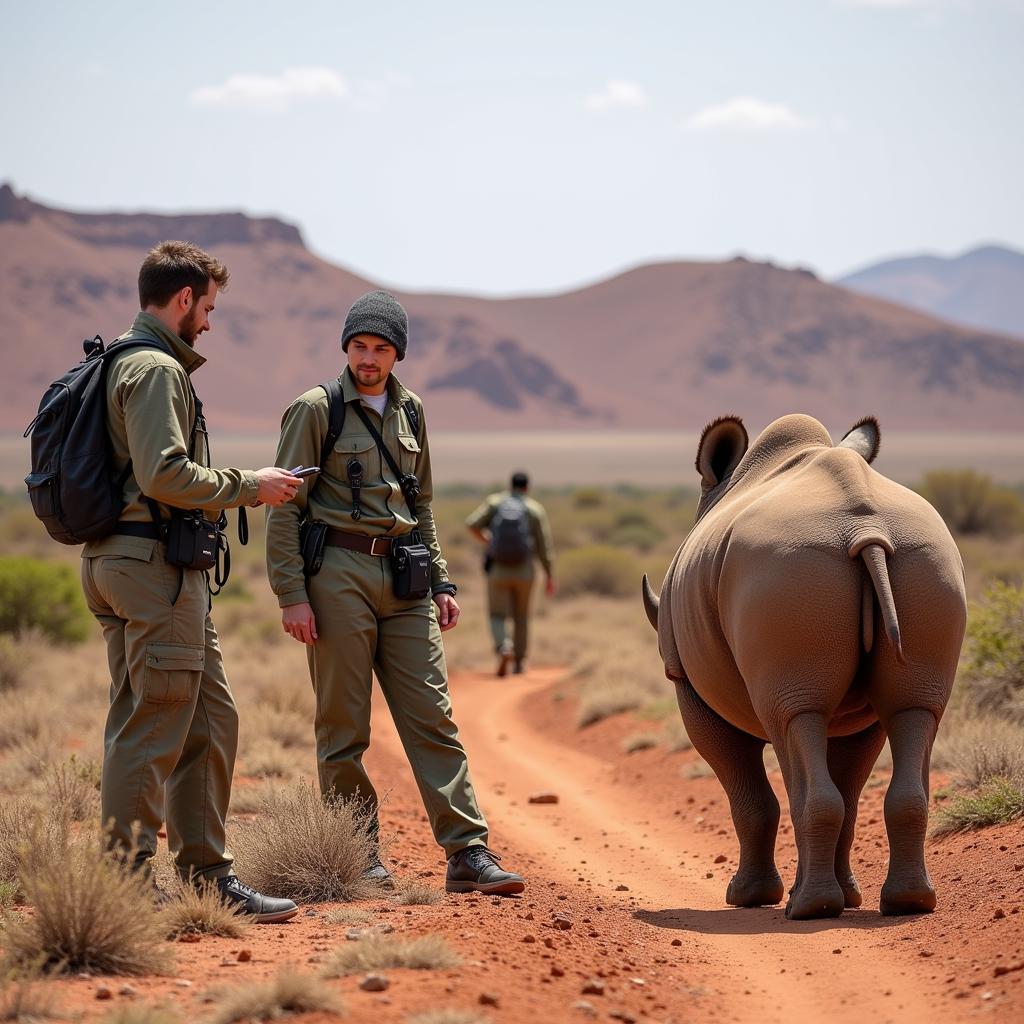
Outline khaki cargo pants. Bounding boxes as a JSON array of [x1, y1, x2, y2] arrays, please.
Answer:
[[487, 566, 535, 661], [306, 545, 488, 857], [81, 538, 236, 880]]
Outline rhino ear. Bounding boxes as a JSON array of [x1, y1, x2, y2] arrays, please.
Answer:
[[696, 416, 748, 489], [838, 416, 881, 464]]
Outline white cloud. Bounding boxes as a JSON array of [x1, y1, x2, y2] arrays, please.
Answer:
[[190, 67, 349, 111], [686, 96, 813, 132], [585, 79, 649, 112]]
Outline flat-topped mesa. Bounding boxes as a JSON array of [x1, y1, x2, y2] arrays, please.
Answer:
[[0, 183, 305, 249]]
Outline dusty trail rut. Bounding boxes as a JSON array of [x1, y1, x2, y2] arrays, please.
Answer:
[[367, 667, 986, 1023]]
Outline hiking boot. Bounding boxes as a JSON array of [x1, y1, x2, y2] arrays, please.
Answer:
[[215, 876, 299, 923], [513, 659, 525, 675], [362, 854, 395, 889], [496, 639, 514, 678], [445, 845, 525, 896]]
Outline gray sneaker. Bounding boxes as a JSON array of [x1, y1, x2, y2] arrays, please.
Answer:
[[216, 876, 299, 923], [496, 640, 515, 678], [362, 855, 395, 889], [446, 846, 525, 896]]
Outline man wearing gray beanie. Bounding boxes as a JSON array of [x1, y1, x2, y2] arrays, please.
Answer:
[[266, 290, 525, 895]]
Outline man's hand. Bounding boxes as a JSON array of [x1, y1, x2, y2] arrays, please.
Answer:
[[282, 602, 318, 645], [545, 576, 556, 597], [433, 593, 460, 632], [256, 467, 302, 507]]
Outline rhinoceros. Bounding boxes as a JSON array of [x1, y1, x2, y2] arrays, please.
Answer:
[[642, 414, 966, 919]]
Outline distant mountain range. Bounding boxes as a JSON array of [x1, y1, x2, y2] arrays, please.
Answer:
[[837, 244, 1024, 340], [3, 184, 1023, 434]]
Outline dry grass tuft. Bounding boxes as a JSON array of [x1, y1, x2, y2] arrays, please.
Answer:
[[324, 907, 372, 926], [932, 714, 1024, 788], [0, 800, 69, 906], [683, 758, 715, 780], [161, 881, 250, 940], [99, 1005, 180, 1024], [230, 782, 380, 903], [622, 732, 659, 754], [407, 1012, 493, 1024], [209, 970, 344, 1024], [665, 719, 693, 753], [931, 777, 1024, 837], [392, 881, 443, 906], [4, 828, 173, 977], [239, 739, 299, 780], [322, 934, 460, 977], [44, 756, 101, 823], [0, 966, 60, 1021]]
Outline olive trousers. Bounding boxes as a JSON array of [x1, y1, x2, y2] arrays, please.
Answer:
[[81, 539, 236, 880], [305, 545, 488, 857], [487, 568, 535, 661]]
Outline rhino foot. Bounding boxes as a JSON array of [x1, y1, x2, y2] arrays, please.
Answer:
[[879, 879, 936, 916], [726, 870, 784, 907], [784, 881, 845, 920]]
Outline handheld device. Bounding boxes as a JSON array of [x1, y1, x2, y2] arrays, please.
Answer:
[[289, 466, 322, 479]]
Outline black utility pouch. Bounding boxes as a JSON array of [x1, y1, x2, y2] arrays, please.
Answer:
[[165, 510, 219, 572], [391, 532, 431, 600], [299, 519, 329, 576]]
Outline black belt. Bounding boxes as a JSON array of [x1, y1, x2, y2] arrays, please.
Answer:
[[114, 523, 163, 540], [324, 529, 393, 557]]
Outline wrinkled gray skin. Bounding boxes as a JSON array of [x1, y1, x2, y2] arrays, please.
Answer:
[[643, 414, 967, 919]]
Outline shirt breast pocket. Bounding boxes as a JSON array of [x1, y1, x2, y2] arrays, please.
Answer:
[[332, 434, 376, 485], [397, 434, 420, 475]]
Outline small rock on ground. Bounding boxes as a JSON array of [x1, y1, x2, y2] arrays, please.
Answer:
[[360, 974, 390, 992]]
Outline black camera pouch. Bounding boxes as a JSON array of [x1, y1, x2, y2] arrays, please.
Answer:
[[299, 518, 329, 576], [391, 532, 431, 600], [165, 510, 219, 572]]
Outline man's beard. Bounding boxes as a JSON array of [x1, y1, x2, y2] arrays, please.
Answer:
[[177, 308, 203, 346]]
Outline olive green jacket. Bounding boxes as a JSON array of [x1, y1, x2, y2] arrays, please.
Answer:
[[465, 489, 555, 578], [82, 312, 259, 560], [265, 367, 452, 608]]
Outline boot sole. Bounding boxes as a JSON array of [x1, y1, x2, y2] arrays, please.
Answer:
[[445, 878, 525, 896], [253, 905, 301, 924]]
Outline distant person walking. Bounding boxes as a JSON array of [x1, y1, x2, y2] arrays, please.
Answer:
[[266, 290, 526, 896], [78, 242, 301, 921], [466, 472, 555, 677]]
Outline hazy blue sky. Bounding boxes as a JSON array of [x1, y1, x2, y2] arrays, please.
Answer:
[[2, 0, 1021, 294]]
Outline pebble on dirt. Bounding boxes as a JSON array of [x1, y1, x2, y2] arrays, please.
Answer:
[[581, 978, 605, 995], [572, 1000, 598, 1017], [94, 986, 113, 1001], [237, 949, 252, 962], [529, 792, 559, 804], [615, 885, 629, 891], [360, 974, 390, 992], [479, 991, 500, 1006]]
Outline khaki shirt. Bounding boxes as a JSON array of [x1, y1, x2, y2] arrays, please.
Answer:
[[82, 312, 259, 561], [265, 367, 451, 608], [466, 489, 555, 577]]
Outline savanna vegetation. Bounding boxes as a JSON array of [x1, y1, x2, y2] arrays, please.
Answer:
[[0, 467, 1021, 1006]]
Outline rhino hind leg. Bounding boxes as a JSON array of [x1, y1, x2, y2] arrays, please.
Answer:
[[879, 708, 939, 915], [827, 723, 886, 908], [674, 679, 784, 907], [773, 712, 846, 920]]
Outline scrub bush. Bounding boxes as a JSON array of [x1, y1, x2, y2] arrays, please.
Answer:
[[0, 557, 90, 644], [958, 581, 1024, 720], [558, 545, 642, 598], [918, 470, 1024, 537]]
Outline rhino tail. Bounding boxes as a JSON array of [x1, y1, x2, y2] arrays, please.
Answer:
[[856, 541, 906, 665], [642, 574, 659, 631]]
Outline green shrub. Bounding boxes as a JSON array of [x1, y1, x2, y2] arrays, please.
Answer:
[[959, 582, 1024, 720], [931, 777, 1024, 837], [0, 558, 90, 644], [918, 470, 1024, 537], [558, 545, 642, 598]]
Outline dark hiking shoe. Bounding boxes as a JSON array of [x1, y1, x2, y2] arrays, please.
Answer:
[[216, 876, 299, 923], [513, 659, 525, 675], [446, 845, 525, 896], [497, 640, 515, 678], [362, 855, 395, 889]]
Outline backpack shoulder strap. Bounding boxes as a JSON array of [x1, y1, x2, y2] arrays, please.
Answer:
[[318, 378, 346, 468], [402, 398, 420, 439]]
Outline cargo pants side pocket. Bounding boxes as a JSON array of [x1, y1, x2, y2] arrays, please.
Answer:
[[143, 642, 205, 703]]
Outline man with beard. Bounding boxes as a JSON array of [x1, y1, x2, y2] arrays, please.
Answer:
[[266, 290, 525, 895], [80, 240, 301, 920]]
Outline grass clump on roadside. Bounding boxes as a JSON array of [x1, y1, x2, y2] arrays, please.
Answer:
[[407, 1012, 493, 1024], [324, 907, 372, 926], [161, 880, 250, 939], [932, 714, 1024, 788], [623, 732, 659, 754], [209, 971, 344, 1024], [931, 777, 1024, 837], [322, 934, 459, 977], [392, 881, 443, 906], [0, 799, 70, 907], [229, 782, 381, 903], [44, 755, 101, 823], [0, 966, 60, 1022], [100, 1005, 181, 1024], [557, 545, 643, 599], [3, 828, 172, 976]]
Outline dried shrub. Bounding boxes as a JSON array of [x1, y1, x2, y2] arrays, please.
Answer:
[[576, 678, 642, 728], [209, 970, 344, 1024], [0, 966, 60, 1022], [161, 881, 250, 939], [322, 934, 459, 977], [557, 545, 643, 599], [0, 558, 90, 644], [919, 471, 1024, 538], [931, 778, 1024, 837], [240, 740, 298, 780], [684, 758, 715, 780], [958, 582, 1024, 720], [100, 1005, 180, 1024], [407, 1012, 493, 1024], [4, 828, 172, 976], [229, 782, 380, 903], [392, 881, 443, 906], [932, 714, 1024, 788], [622, 732, 659, 754], [324, 907, 372, 926], [44, 755, 101, 823], [0, 800, 69, 906]]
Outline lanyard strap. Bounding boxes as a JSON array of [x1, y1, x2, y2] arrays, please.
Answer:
[[352, 402, 419, 521]]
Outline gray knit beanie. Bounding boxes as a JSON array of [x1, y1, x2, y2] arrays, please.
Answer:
[[341, 290, 408, 361]]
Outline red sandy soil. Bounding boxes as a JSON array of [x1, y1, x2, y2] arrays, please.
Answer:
[[32, 667, 1024, 1022]]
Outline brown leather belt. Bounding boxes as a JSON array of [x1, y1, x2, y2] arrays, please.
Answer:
[[324, 528, 393, 557]]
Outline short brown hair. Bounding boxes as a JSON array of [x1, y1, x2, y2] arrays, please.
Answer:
[[138, 240, 230, 309]]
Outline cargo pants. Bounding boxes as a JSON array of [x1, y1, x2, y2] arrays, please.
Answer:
[[81, 538, 237, 880], [487, 564, 535, 661], [306, 545, 488, 857]]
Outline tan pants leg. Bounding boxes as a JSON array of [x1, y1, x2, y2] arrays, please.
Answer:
[[82, 547, 237, 880], [487, 573, 534, 661]]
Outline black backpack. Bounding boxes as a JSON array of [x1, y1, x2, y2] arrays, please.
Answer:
[[489, 495, 532, 566], [24, 335, 167, 544]]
